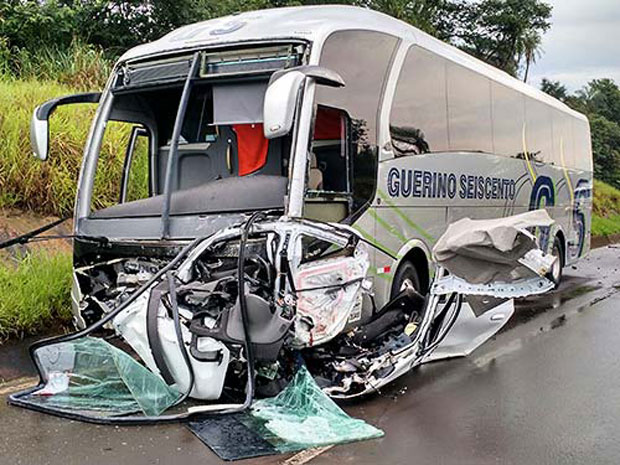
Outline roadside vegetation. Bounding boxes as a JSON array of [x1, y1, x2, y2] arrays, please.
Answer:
[[0, 40, 112, 91], [541, 78, 620, 190], [0, 251, 72, 341], [592, 180, 620, 237], [0, 77, 135, 217], [0, 0, 618, 341]]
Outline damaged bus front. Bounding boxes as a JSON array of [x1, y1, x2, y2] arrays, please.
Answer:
[[28, 30, 403, 406]]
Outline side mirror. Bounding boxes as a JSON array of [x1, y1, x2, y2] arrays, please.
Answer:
[[263, 66, 345, 139], [30, 92, 101, 161]]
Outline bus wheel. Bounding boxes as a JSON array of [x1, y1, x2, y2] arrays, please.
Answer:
[[550, 237, 564, 288], [391, 261, 422, 298]]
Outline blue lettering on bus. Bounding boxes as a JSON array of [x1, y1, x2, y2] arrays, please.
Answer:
[[388, 169, 515, 201], [448, 174, 457, 198], [387, 168, 400, 197]]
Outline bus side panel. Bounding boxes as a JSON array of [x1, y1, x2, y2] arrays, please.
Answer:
[[368, 204, 447, 307], [373, 152, 593, 297], [351, 208, 377, 284]]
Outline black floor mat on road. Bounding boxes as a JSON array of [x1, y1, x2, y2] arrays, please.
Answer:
[[188, 413, 279, 461]]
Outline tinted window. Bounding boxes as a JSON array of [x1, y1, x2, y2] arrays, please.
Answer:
[[390, 47, 449, 155], [552, 110, 574, 168], [572, 118, 592, 171], [308, 106, 350, 193], [317, 30, 399, 211], [492, 82, 525, 158], [447, 63, 493, 153], [525, 98, 554, 163]]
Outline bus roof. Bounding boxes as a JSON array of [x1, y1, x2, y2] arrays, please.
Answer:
[[119, 5, 586, 122]]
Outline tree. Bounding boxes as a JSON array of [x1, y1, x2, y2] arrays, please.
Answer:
[[540, 78, 568, 102], [0, 0, 78, 51], [589, 115, 620, 188], [451, 0, 552, 78], [72, 0, 201, 52], [0, 0, 554, 76], [544, 78, 620, 189], [519, 29, 543, 83], [577, 79, 620, 126], [356, 0, 459, 38]]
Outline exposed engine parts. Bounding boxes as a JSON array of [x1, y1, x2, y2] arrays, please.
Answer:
[[64, 211, 559, 408], [70, 218, 446, 401]]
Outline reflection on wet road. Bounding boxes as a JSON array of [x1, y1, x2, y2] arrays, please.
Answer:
[[0, 245, 618, 465]]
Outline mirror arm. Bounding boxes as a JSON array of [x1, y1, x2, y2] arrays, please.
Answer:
[[36, 92, 101, 120]]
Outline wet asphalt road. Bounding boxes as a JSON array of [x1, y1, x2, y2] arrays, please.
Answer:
[[0, 245, 619, 465]]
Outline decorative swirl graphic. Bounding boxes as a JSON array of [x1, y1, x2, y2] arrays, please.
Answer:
[[569, 179, 591, 259], [529, 175, 555, 250]]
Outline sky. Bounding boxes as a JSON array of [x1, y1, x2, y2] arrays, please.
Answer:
[[528, 0, 620, 92]]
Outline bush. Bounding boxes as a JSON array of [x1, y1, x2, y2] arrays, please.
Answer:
[[0, 0, 202, 55], [0, 39, 112, 91], [592, 180, 620, 237], [0, 250, 73, 341], [592, 214, 620, 238], [11, 42, 112, 91], [593, 180, 620, 218]]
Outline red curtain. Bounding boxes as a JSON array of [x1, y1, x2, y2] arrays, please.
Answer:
[[233, 123, 269, 176]]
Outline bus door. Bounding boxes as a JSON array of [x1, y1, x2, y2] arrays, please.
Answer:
[[303, 105, 352, 223]]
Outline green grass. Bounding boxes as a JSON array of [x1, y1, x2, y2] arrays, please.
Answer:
[[0, 78, 136, 217], [593, 179, 620, 217], [0, 251, 72, 342], [592, 214, 620, 237], [592, 180, 620, 237]]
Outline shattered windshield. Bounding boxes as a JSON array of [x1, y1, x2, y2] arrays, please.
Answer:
[[88, 79, 292, 219]]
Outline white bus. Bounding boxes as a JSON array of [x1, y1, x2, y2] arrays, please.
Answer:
[[27, 6, 592, 404]]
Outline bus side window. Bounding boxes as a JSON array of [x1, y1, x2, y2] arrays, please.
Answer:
[[492, 82, 525, 159], [390, 46, 449, 156], [316, 29, 398, 216], [447, 62, 493, 154], [525, 97, 554, 163], [309, 106, 350, 194], [572, 119, 592, 172]]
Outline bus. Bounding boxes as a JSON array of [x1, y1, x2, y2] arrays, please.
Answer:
[[27, 6, 592, 401]]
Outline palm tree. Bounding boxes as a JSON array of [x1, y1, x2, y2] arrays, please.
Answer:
[[520, 29, 543, 83]]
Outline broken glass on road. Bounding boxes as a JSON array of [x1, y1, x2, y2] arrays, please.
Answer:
[[25, 337, 181, 417]]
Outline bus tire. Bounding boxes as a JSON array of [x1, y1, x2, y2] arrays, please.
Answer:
[[551, 236, 564, 288], [391, 260, 422, 298]]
